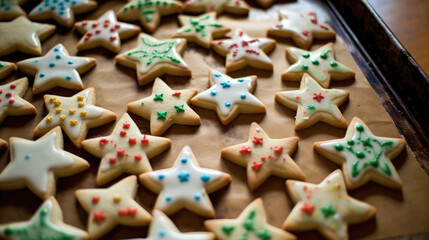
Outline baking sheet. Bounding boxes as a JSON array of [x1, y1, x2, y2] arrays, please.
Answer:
[[1, 1, 429, 239]]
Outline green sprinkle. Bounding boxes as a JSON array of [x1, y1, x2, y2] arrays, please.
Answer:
[[307, 105, 315, 110], [301, 65, 309, 70], [330, 61, 338, 67], [347, 140, 355, 145], [157, 111, 167, 119], [312, 59, 319, 65], [355, 151, 365, 159], [334, 144, 344, 151], [174, 104, 185, 112], [302, 53, 310, 58], [153, 93, 164, 101], [320, 50, 330, 59], [222, 225, 235, 236], [356, 124, 364, 132]]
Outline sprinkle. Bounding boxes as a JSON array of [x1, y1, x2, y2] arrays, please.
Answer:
[[78, 102, 85, 108], [201, 174, 210, 183], [251, 161, 264, 172], [239, 146, 252, 154], [80, 111, 87, 117], [77, 95, 84, 101], [141, 135, 149, 144], [113, 194, 121, 203], [120, 130, 127, 136], [225, 102, 231, 107], [92, 211, 106, 224], [117, 149, 125, 156], [70, 119, 77, 126], [60, 115, 66, 121], [39, 73, 46, 77], [172, 92, 181, 96], [181, 158, 187, 164], [109, 157, 117, 164], [49, 62, 55, 67], [274, 146, 283, 153], [123, 122, 130, 129], [99, 138, 108, 146], [252, 137, 263, 145], [69, 109, 76, 114], [92, 195, 100, 203], [134, 154, 142, 161], [56, 108, 62, 113], [46, 117, 53, 123], [129, 138, 137, 144]]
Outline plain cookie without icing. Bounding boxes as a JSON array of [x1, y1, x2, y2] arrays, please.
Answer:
[[182, 0, 249, 16], [0, 61, 17, 81]]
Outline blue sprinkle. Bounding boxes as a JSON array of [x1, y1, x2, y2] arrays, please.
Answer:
[[60, 5, 65, 10], [201, 174, 210, 183], [68, 61, 73, 65], [240, 94, 246, 99], [210, 90, 217, 96], [50, 5, 56, 10], [55, 54, 61, 59], [44, 2, 49, 6], [25, 154, 31, 160], [5, 5, 10, 10], [59, 1, 64, 5], [66, 76, 72, 80], [35, 60, 39, 63], [72, 0, 77, 4], [39, 73, 46, 77], [59, 10, 64, 15], [165, 196, 172, 202], [38, 7, 43, 11], [177, 171, 190, 182], [194, 193, 201, 200], [238, 78, 244, 82], [54, 48, 59, 52], [159, 230, 165, 237], [49, 62, 55, 67], [214, 73, 221, 77], [53, 0, 58, 3], [225, 102, 231, 107], [181, 158, 187, 164], [220, 81, 231, 88], [158, 174, 165, 180]]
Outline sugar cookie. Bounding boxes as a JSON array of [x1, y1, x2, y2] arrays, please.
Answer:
[[75, 10, 141, 53], [314, 117, 406, 190], [127, 78, 200, 135], [28, 0, 98, 28], [0, 127, 90, 199], [211, 29, 276, 72], [115, 33, 191, 86], [283, 43, 355, 88], [284, 170, 376, 240], [0, 61, 17, 80], [267, 11, 336, 50], [174, 12, 231, 49], [75, 175, 152, 239], [0, 0, 26, 21], [0, 138, 7, 151], [116, 0, 183, 33], [139, 145, 231, 217], [205, 198, 296, 240], [221, 122, 305, 190], [33, 88, 117, 148], [255, 0, 275, 9], [0, 197, 89, 240], [0, 16, 56, 57], [82, 113, 171, 186], [0, 77, 37, 124], [18, 44, 96, 94], [183, 0, 249, 16], [275, 74, 349, 130], [191, 70, 265, 125]]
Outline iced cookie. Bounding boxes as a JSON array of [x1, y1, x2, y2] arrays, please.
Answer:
[[28, 0, 98, 28], [115, 33, 191, 86], [0, 16, 56, 57], [0, 61, 16, 80], [283, 43, 355, 88], [33, 88, 117, 148], [211, 29, 276, 72], [205, 198, 296, 240], [17, 44, 96, 94], [0, 197, 89, 240], [75, 175, 152, 239], [0, 77, 37, 124], [267, 11, 336, 50], [284, 170, 376, 240], [314, 117, 406, 190], [0, 138, 7, 151], [0, 0, 26, 21], [139, 145, 231, 217], [116, 0, 183, 33], [191, 70, 265, 125], [127, 78, 200, 135], [275, 74, 349, 130], [183, 0, 249, 16], [221, 122, 305, 190], [75, 10, 141, 53], [125, 210, 215, 240], [82, 113, 172, 186], [0, 127, 90, 199], [174, 12, 231, 49]]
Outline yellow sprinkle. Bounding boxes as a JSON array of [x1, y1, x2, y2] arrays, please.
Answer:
[[70, 119, 77, 126], [54, 100, 61, 106], [113, 194, 121, 203], [45, 117, 53, 123], [78, 102, 85, 108], [60, 115, 66, 121], [80, 111, 87, 117], [77, 95, 84, 101], [55, 108, 62, 114], [50, 97, 56, 102], [69, 109, 76, 114]]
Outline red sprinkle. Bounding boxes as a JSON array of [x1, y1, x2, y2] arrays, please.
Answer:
[[95, 29, 101, 34], [128, 138, 137, 144], [310, 18, 318, 24], [313, 93, 324, 102], [109, 157, 117, 164], [123, 122, 130, 129], [245, 49, 260, 55], [252, 137, 263, 145], [84, 36, 90, 41], [141, 135, 149, 144], [228, 43, 238, 49], [300, 203, 314, 215], [320, 24, 329, 30], [217, 41, 223, 45], [8, 99, 14, 104], [10, 84, 16, 89], [110, 36, 117, 41], [209, 3, 215, 11], [238, 31, 243, 36], [110, 27, 116, 32], [92, 22, 99, 28], [239, 146, 252, 154], [172, 92, 181, 97], [0, 89, 3, 94], [5, 92, 12, 98], [92, 211, 106, 224], [251, 161, 264, 172], [118, 208, 128, 216], [302, 30, 309, 36], [117, 149, 125, 156], [128, 207, 137, 216], [275, 23, 283, 29], [104, 23, 109, 28], [92, 195, 100, 203], [261, 156, 266, 161], [120, 130, 127, 136], [274, 146, 283, 153], [134, 154, 142, 161], [82, 21, 88, 26], [99, 138, 109, 146], [115, 24, 121, 29]]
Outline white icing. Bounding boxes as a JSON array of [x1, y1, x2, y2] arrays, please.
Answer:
[[29, 0, 91, 22], [148, 146, 223, 213], [215, 29, 273, 65], [0, 131, 73, 194], [184, 0, 245, 12], [176, 12, 224, 44], [124, 34, 188, 74], [0, 199, 87, 240], [18, 44, 92, 89], [194, 70, 264, 116], [38, 89, 104, 139], [0, 81, 25, 109]]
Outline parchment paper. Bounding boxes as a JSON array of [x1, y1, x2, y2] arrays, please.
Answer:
[[0, 1, 429, 239]]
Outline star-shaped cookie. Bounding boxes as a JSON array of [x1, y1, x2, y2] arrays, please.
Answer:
[[18, 44, 96, 94], [255, 0, 275, 9], [115, 33, 191, 86], [0, 127, 89, 199], [82, 113, 172, 185], [0, 138, 8, 151], [116, 0, 183, 33], [0, 61, 17, 80], [75, 10, 141, 53], [28, 0, 98, 28], [267, 11, 336, 49], [283, 43, 355, 88], [0, 0, 26, 21], [183, 0, 249, 16], [275, 74, 349, 130], [75, 175, 152, 239], [191, 70, 265, 125], [0, 77, 37, 124], [139, 145, 231, 217], [127, 78, 200, 135], [211, 29, 276, 72], [221, 122, 305, 190], [205, 198, 296, 240], [34, 88, 117, 148], [0, 197, 88, 239], [284, 170, 376, 240], [174, 12, 231, 49], [0, 16, 56, 57], [314, 117, 406, 190], [129, 210, 215, 240]]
